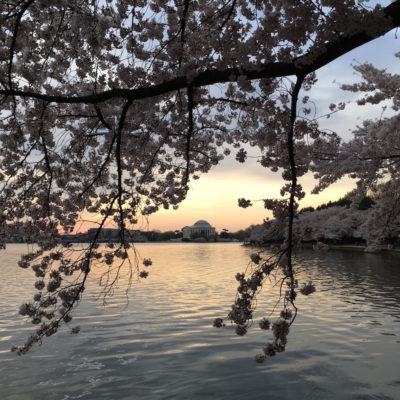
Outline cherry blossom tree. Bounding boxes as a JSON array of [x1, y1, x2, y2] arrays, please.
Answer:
[[1, 0, 399, 357], [311, 61, 400, 251]]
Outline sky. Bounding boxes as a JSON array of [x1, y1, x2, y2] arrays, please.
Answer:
[[146, 28, 399, 233]]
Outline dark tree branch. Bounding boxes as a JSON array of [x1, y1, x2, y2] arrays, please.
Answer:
[[40, 8, 66, 72], [219, 0, 236, 30], [77, 130, 116, 200], [116, 100, 133, 243], [286, 74, 304, 325], [209, 97, 250, 107], [178, 0, 190, 69], [184, 85, 194, 186], [94, 105, 113, 130], [139, 144, 162, 185], [37, 102, 53, 218]]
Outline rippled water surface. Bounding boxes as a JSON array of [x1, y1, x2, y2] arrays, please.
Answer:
[[1, 243, 400, 400]]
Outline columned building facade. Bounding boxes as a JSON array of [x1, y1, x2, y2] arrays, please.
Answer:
[[182, 220, 216, 239]]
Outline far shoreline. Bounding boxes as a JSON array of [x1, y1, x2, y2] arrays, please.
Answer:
[[241, 241, 400, 256]]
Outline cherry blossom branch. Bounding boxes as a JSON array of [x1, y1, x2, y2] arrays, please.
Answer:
[[1, 0, 399, 105], [286, 75, 305, 322], [12, 196, 118, 354], [94, 105, 113, 131], [178, 0, 190, 69], [184, 85, 194, 186], [77, 130, 116, 200], [219, 0, 236, 30], [116, 100, 133, 244], [40, 8, 66, 72], [208, 97, 250, 107], [7, 0, 35, 89]]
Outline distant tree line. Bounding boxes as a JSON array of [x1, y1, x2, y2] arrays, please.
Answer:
[[299, 195, 375, 214], [249, 193, 399, 251]]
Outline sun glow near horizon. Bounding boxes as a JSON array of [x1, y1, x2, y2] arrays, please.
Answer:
[[72, 161, 355, 234], [145, 162, 356, 233]]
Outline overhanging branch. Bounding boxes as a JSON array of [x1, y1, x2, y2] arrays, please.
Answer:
[[0, 1, 399, 105]]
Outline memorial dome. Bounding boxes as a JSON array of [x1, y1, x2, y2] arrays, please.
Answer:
[[193, 220, 212, 227]]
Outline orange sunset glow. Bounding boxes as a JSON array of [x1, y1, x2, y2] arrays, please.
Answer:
[[74, 157, 355, 234], [147, 166, 355, 232]]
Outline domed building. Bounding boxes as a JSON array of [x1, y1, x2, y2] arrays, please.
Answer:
[[182, 220, 216, 239]]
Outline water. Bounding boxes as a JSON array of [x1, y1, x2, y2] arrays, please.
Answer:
[[0, 243, 399, 400]]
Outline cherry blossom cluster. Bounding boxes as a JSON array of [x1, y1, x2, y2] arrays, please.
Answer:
[[214, 249, 316, 363]]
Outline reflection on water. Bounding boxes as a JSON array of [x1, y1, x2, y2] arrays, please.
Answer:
[[0, 243, 399, 400]]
